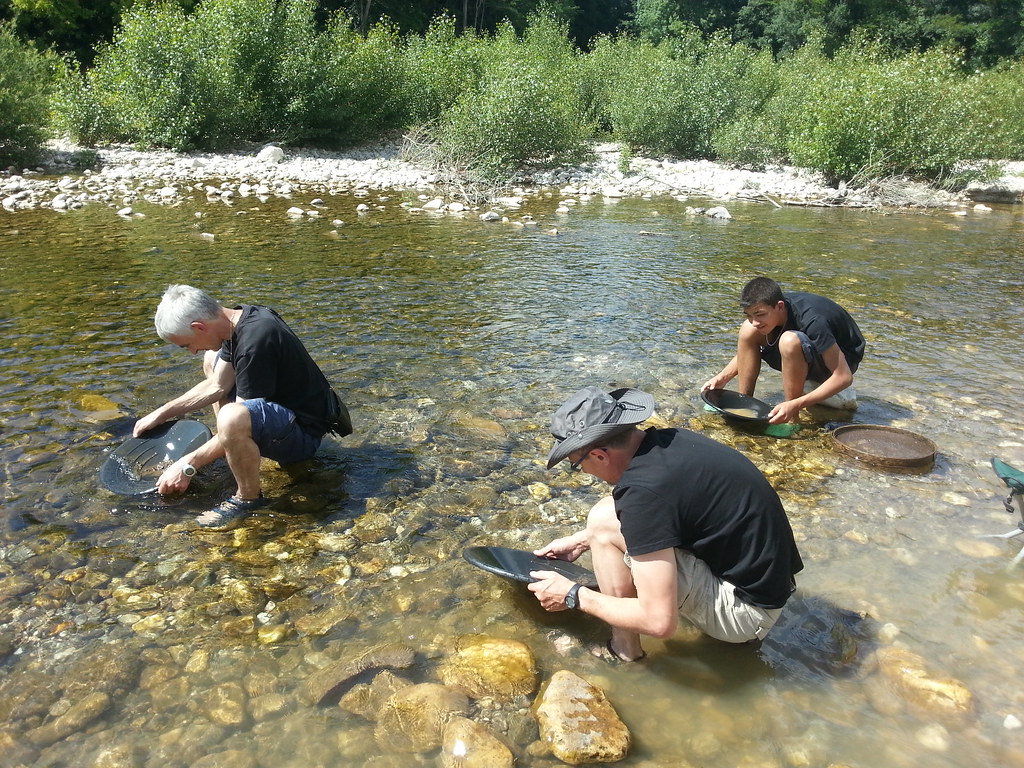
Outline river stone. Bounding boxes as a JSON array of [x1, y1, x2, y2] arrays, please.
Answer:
[[28, 691, 112, 747], [875, 646, 974, 722], [534, 670, 630, 764], [257, 145, 285, 163], [249, 692, 289, 722], [202, 682, 249, 727], [301, 643, 416, 705], [440, 716, 514, 768], [374, 683, 470, 753], [439, 635, 537, 701], [190, 749, 258, 768], [338, 669, 412, 720], [90, 743, 143, 768]]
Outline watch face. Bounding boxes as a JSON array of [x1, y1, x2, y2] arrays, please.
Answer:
[[182, 464, 196, 477], [565, 585, 579, 609]]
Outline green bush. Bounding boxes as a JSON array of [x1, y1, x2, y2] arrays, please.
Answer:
[[0, 23, 58, 164], [298, 16, 408, 145], [434, 13, 588, 180], [581, 27, 768, 158], [402, 14, 485, 126], [781, 43, 982, 181], [972, 60, 1024, 160], [55, 2, 206, 149]]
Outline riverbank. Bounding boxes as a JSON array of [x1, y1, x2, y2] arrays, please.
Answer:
[[3, 138, 1023, 213]]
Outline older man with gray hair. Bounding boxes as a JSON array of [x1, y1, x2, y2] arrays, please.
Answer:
[[134, 285, 344, 528], [528, 386, 803, 661]]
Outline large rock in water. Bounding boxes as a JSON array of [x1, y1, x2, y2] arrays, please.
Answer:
[[440, 717, 515, 768], [439, 635, 537, 701], [875, 646, 974, 723], [374, 683, 469, 753], [534, 670, 630, 764]]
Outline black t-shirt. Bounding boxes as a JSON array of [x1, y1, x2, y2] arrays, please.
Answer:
[[614, 428, 803, 608], [760, 291, 865, 374], [219, 305, 333, 435]]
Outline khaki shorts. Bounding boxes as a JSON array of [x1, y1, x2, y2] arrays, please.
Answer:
[[625, 550, 783, 643]]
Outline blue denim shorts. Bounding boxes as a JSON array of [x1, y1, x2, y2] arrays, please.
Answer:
[[242, 398, 322, 464]]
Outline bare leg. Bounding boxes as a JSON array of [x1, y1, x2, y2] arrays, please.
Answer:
[[777, 331, 810, 402], [586, 496, 645, 661], [216, 403, 262, 500], [735, 323, 764, 396]]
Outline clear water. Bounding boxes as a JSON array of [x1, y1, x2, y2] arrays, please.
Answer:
[[2, 188, 1024, 766]]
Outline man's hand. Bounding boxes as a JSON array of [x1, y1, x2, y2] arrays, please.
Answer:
[[768, 399, 802, 424], [133, 411, 165, 438], [700, 372, 731, 392], [528, 570, 577, 611], [156, 461, 193, 496], [533, 532, 588, 563]]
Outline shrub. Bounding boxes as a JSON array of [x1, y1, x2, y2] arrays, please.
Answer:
[[782, 43, 983, 181], [55, 2, 206, 149], [0, 23, 58, 164], [581, 27, 768, 158], [433, 13, 588, 180], [402, 14, 486, 126], [298, 16, 408, 146], [971, 60, 1024, 160]]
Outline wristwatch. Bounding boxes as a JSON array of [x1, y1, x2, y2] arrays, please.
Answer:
[[564, 583, 583, 610], [181, 463, 197, 477]]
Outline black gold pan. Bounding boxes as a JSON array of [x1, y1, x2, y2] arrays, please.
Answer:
[[463, 546, 599, 589], [99, 419, 212, 495], [700, 388, 773, 423]]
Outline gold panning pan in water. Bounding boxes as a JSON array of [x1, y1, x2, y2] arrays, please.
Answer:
[[829, 424, 937, 472]]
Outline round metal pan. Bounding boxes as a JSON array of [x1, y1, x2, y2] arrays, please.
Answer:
[[830, 424, 937, 472]]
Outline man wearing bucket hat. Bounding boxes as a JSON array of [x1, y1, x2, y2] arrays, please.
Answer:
[[528, 386, 803, 661]]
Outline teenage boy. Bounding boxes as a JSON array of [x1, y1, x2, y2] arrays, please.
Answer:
[[701, 277, 865, 423]]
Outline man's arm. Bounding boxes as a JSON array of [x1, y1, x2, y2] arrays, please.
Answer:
[[529, 548, 679, 638], [701, 354, 738, 392], [769, 343, 853, 423], [133, 355, 236, 436]]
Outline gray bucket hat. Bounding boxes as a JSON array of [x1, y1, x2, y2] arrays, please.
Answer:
[[546, 386, 656, 469]]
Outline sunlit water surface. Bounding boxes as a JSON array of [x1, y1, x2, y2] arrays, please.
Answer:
[[2, 188, 1024, 767]]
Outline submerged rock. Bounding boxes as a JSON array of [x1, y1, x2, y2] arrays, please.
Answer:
[[439, 635, 538, 702], [875, 646, 974, 723], [28, 691, 112, 747], [440, 716, 514, 768], [374, 682, 470, 753], [301, 643, 416, 706], [534, 670, 630, 764]]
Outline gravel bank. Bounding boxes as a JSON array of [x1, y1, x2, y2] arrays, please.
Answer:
[[2, 139, 1016, 214]]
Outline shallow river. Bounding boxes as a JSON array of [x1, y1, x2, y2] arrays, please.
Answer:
[[2, 187, 1024, 767]]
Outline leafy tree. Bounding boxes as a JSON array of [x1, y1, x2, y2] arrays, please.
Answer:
[[0, 20, 55, 163]]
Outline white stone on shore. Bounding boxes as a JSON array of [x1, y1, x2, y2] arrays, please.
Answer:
[[602, 186, 625, 197], [286, 206, 304, 217], [116, 207, 132, 217], [257, 145, 285, 163], [422, 198, 444, 210], [479, 211, 501, 222]]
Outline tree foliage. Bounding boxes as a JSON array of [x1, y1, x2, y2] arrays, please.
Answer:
[[0, 20, 57, 164]]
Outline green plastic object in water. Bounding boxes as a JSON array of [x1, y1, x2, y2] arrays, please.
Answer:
[[992, 457, 1024, 494]]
